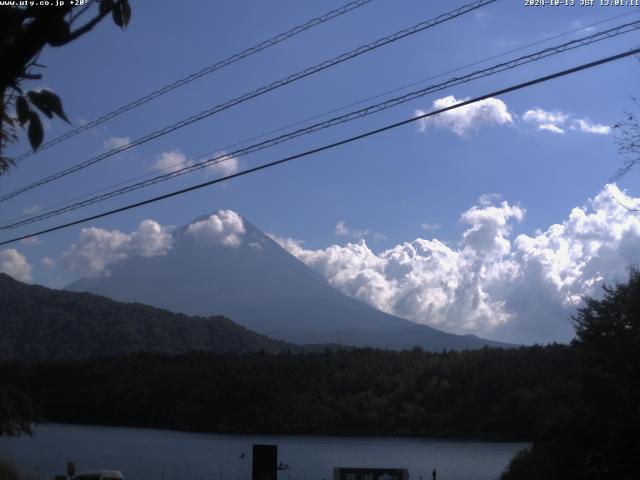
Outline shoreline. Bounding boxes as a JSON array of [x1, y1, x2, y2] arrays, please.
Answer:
[[17, 421, 533, 444]]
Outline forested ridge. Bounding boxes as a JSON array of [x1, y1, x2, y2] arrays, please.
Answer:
[[0, 273, 296, 360]]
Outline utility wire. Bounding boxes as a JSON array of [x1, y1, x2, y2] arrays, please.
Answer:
[[3, 20, 639, 230], [0, 0, 498, 204], [5, 8, 633, 229], [194, 9, 640, 158], [10, 0, 376, 163], [5, 5, 636, 231], [1, 46, 638, 247]]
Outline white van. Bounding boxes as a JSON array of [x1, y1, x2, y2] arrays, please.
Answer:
[[73, 471, 124, 480]]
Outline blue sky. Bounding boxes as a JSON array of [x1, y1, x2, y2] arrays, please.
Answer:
[[2, 0, 640, 342]]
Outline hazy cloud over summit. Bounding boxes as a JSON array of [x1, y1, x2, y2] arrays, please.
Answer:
[[186, 210, 246, 247]]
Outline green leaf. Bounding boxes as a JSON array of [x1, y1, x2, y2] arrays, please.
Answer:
[[27, 90, 69, 123], [27, 91, 53, 119], [39, 90, 69, 123], [121, 0, 132, 27], [27, 112, 44, 151], [16, 96, 30, 125], [112, 0, 131, 29]]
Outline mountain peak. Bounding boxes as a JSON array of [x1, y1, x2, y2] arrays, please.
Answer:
[[173, 210, 275, 254], [68, 211, 510, 351]]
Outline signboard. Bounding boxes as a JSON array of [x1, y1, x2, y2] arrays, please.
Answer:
[[334, 468, 409, 480]]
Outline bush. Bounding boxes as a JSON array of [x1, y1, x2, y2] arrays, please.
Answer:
[[0, 459, 21, 480]]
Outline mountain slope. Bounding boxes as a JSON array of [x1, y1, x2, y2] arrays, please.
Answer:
[[0, 273, 294, 361], [68, 212, 510, 351]]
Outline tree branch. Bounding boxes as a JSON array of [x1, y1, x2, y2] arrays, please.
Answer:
[[66, 4, 114, 43], [69, 0, 97, 26]]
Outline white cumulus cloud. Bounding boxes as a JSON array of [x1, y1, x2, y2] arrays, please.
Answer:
[[417, 98, 610, 137], [335, 221, 350, 236], [104, 136, 131, 149], [523, 108, 569, 134], [274, 185, 640, 344], [416, 95, 513, 136], [154, 150, 192, 173], [186, 210, 245, 247], [63, 220, 174, 277], [539, 124, 565, 134], [0, 249, 33, 282], [460, 200, 524, 258], [572, 118, 611, 135], [206, 152, 241, 177], [523, 108, 610, 136]]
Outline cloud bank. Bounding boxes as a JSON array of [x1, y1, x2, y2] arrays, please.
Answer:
[[274, 185, 640, 344]]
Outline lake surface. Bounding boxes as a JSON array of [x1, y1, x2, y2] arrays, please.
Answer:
[[0, 424, 527, 480]]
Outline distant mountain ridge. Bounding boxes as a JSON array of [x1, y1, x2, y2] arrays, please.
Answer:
[[68, 211, 511, 351], [0, 273, 295, 361]]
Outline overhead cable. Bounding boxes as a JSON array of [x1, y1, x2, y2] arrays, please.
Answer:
[[0, 0, 498, 203], [2, 46, 638, 246], [4, 20, 639, 230]]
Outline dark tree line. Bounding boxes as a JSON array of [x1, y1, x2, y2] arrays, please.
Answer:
[[0, 344, 577, 439]]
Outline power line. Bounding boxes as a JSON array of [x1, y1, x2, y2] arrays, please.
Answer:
[[10, 0, 376, 163], [8, 7, 632, 229], [7, 11, 631, 231], [5, 7, 637, 231], [1, 46, 638, 247], [0, 0, 498, 204], [4, 20, 639, 230]]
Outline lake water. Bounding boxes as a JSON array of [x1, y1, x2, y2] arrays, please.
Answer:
[[0, 424, 527, 480]]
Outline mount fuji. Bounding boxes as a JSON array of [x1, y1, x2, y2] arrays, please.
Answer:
[[68, 211, 509, 350]]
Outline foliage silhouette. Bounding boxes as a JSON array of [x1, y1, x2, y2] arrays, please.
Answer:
[[0, 382, 40, 437], [0, 0, 131, 173], [501, 268, 640, 479]]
